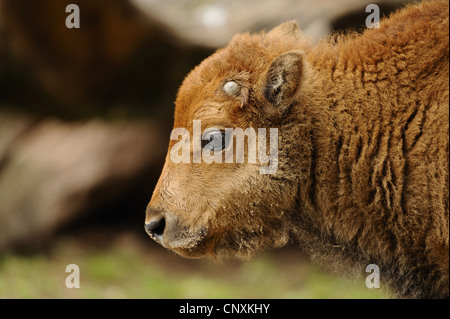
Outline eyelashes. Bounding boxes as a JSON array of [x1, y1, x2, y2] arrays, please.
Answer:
[[202, 129, 227, 152]]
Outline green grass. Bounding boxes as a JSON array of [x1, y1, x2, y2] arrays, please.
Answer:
[[0, 233, 390, 299]]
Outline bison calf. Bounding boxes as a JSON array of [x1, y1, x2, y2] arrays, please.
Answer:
[[145, 0, 449, 299]]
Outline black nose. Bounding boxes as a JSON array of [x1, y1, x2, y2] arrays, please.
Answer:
[[145, 217, 166, 238]]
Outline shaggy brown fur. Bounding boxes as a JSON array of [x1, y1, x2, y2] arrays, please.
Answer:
[[145, 1, 449, 298]]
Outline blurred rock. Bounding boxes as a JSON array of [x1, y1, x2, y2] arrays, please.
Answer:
[[0, 111, 166, 251]]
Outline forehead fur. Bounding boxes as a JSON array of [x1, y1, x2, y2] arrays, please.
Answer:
[[173, 29, 306, 127]]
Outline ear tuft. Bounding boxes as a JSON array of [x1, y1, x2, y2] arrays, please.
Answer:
[[262, 50, 305, 118]]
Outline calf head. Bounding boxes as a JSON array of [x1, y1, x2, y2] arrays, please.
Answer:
[[145, 21, 313, 260]]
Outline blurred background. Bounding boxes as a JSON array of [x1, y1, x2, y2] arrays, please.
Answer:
[[0, 0, 411, 299]]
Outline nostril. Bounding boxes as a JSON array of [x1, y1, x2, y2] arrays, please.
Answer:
[[145, 217, 166, 237]]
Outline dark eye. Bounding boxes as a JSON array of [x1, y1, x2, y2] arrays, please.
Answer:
[[202, 129, 227, 152]]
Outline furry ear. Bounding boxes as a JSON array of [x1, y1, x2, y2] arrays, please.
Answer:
[[262, 50, 305, 118], [267, 20, 301, 40]]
